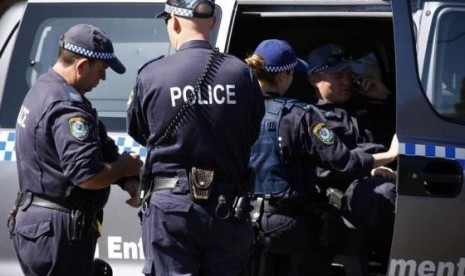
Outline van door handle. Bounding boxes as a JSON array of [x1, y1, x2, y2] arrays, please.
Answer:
[[422, 172, 461, 184], [398, 156, 462, 198], [421, 161, 462, 197]]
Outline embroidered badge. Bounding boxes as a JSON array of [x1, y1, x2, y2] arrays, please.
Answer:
[[312, 122, 334, 145], [69, 117, 89, 140]]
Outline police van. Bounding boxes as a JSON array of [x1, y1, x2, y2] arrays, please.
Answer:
[[0, 0, 464, 275]]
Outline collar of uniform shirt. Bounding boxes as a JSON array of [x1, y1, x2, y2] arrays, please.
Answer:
[[176, 40, 212, 52], [263, 91, 281, 99]]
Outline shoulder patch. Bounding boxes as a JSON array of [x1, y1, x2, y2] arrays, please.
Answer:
[[137, 55, 165, 73], [312, 122, 334, 145], [69, 117, 89, 140]]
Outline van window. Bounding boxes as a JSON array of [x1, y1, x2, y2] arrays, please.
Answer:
[[426, 7, 465, 121], [0, 3, 221, 131], [29, 17, 170, 121]]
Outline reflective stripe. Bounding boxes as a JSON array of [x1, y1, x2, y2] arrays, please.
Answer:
[[399, 142, 465, 167], [1, 129, 464, 166], [0, 130, 16, 161]]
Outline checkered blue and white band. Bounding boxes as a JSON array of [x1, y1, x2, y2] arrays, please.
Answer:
[[308, 64, 330, 75], [266, 60, 298, 73], [165, 4, 195, 17], [63, 43, 116, 60]]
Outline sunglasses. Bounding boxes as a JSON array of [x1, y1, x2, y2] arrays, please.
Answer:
[[325, 53, 347, 67]]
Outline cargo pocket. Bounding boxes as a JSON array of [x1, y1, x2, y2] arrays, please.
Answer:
[[151, 192, 192, 213], [16, 220, 53, 269], [150, 192, 193, 247], [17, 220, 52, 240], [142, 258, 154, 275]]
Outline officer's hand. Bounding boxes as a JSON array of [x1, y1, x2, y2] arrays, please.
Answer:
[[355, 74, 391, 100], [371, 166, 396, 180], [120, 177, 141, 208], [118, 151, 143, 178]]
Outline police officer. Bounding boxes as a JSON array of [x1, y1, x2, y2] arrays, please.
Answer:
[[126, 1, 264, 275], [9, 24, 143, 276], [246, 39, 398, 275], [307, 43, 397, 266], [307, 43, 395, 148]]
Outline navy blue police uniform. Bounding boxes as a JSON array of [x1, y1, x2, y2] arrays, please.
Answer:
[[314, 99, 387, 189], [127, 39, 264, 275], [250, 93, 376, 275], [314, 99, 396, 262], [306, 43, 396, 263], [12, 68, 114, 276], [347, 90, 396, 149], [10, 24, 128, 276], [244, 39, 377, 275]]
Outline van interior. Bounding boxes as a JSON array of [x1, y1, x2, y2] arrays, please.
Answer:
[[228, 8, 396, 150]]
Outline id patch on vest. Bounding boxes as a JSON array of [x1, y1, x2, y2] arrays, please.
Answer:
[[312, 122, 334, 145], [69, 117, 89, 140]]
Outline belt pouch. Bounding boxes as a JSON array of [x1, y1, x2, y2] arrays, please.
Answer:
[[69, 209, 85, 244], [189, 167, 215, 200]]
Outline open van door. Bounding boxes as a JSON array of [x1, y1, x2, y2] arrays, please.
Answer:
[[213, 0, 237, 51], [390, 0, 465, 274]]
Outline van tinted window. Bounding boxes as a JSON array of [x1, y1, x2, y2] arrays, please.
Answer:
[[29, 17, 169, 120], [0, 3, 220, 131], [0, 3, 167, 131], [426, 7, 465, 121]]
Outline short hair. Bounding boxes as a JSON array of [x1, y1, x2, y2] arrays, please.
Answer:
[[58, 48, 98, 67]]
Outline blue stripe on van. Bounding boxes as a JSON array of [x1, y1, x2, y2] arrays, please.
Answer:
[[399, 142, 465, 161], [0, 129, 147, 162]]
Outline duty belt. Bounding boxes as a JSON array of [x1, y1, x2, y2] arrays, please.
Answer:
[[19, 193, 71, 213], [153, 176, 178, 191], [262, 198, 304, 215], [152, 175, 238, 193]]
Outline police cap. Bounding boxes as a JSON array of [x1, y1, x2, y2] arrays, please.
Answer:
[[307, 43, 351, 75], [60, 24, 126, 74], [156, 0, 215, 19], [253, 39, 308, 73]]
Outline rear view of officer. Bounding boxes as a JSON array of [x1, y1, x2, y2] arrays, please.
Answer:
[[126, 0, 264, 275], [9, 24, 142, 276], [246, 39, 334, 276]]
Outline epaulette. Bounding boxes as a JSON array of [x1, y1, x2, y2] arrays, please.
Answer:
[[137, 55, 164, 74]]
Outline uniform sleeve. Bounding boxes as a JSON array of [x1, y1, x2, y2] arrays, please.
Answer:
[[50, 102, 105, 185], [98, 120, 120, 162], [127, 79, 149, 146], [300, 110, 374, 180]]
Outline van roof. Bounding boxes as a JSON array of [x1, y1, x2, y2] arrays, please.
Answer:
[[27, 0, 164, 3], [237, 0, 390, 4], [26, 0, 390, 3]]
